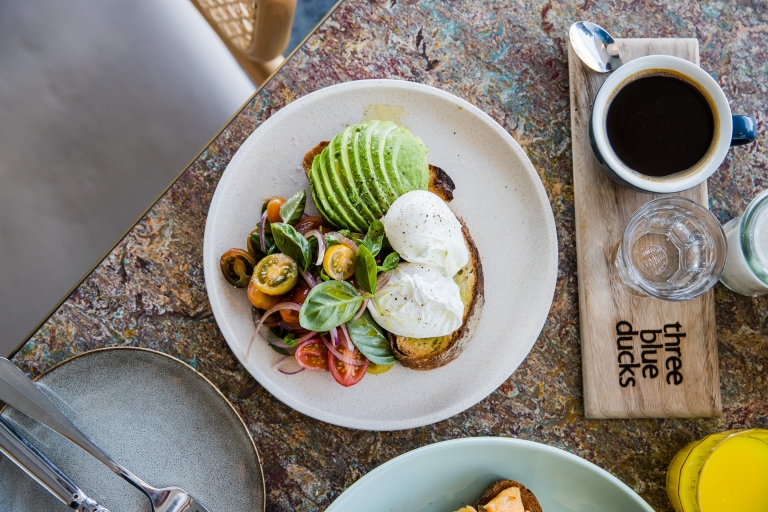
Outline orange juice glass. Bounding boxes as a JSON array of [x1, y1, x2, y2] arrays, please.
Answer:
[[667, 429, 768, 511]]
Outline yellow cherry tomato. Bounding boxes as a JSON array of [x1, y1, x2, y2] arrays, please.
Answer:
[[247, 280, 285, 309], [367, 363, 393, 375], [323, 244, 355, 280], [266, 197, 286, 223], [252, 253, 298, 295]]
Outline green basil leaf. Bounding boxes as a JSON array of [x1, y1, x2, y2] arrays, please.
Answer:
[[269, 344, 290, 356], [271, 223, 312, 271], [346, 311, 396, 366], [319, 268, 331, 282], [307, 235, 319, 263], [279, 190, 306, 224], [247, 229, 276, 258], [299, 280, 364, 331], [378, 252, 400, 273], [284, 333, 297, 347], [364, 220, 385, 256], [355, 245, 378, 294]]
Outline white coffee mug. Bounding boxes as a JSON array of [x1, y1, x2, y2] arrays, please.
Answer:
[[590, 55, 756, 193]]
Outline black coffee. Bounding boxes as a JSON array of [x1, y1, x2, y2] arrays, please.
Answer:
[[606, 75, 714, 177]]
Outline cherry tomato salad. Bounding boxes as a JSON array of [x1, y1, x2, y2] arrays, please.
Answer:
[[219, 190, 400, 387]]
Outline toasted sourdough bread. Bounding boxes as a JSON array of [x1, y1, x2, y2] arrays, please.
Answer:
[[302, 141, 484, 371], [390, 218, 483, 370], [476, 480, 543, 512]]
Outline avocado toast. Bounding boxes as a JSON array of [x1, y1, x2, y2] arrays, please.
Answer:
[[302, 121, 484, 371]]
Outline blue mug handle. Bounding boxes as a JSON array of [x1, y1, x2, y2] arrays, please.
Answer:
[[731, 115, 757, 146]]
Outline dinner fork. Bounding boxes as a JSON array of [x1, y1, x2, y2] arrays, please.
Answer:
[[0, 358, 211, 512], [0, 416, 110, 511]]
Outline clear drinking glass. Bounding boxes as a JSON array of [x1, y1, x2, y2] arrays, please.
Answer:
[[615, 197, 727, 301], [719, 189, 768, 296]]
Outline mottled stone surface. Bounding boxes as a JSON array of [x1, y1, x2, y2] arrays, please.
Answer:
[[10, 1, 768, 510]]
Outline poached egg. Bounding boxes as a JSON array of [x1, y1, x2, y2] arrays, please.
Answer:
[[368, 262, 464, 338], [381, 190, 469, 278]]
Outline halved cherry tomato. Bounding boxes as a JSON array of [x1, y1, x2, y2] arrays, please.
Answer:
[[266, 197, 286, 223], [328, 344, 368, 387], [280, 282, 310, 323], [220, 248, 256, 287], [294, 216, 324, 233], [323, 244, 355, 280], [295, 340, 329, 371], [247, 280, 285, 309], [252, 253, 298, 295]]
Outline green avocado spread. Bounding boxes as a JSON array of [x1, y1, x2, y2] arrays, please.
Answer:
[[309, 120, 429, 232]]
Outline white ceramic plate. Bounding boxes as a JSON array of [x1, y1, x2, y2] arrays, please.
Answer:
[[327, 437, 654, 512], [0, 348, 264, 512], [203, 79, 558, 430]]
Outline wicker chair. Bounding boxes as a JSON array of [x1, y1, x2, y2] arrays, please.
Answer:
[[190, 0, 297, 85]]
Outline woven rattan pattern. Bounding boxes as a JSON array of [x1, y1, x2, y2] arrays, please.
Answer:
[[197, 0, 256, 51]]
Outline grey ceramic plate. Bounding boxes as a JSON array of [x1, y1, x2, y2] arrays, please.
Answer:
[[0, 348, 264, 512]]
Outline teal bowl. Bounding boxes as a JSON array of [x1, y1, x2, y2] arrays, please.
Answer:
[[327, 437, 654, 512]]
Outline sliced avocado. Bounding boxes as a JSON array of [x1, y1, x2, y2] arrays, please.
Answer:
[[354, 121, 390, 213], [309, 178, 338, 229], [390, 126, 430, 191], [332, 130, 377, 225], [364, 121, 400, 205], [318, 142, 367, 232], [373, 121, 407, 197], [340, 125, 383, 219], [306, 120, 430, 232], [309, 156, 344, 228]]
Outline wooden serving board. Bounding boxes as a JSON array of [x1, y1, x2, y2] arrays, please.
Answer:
[[568, 38, 722, 418]]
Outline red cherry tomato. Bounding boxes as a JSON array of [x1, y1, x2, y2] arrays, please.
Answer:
[[294, 216, 324, 233], [280, 283, 311, 324], [295, 340, 328, 371], [328, 344, 368, 387]]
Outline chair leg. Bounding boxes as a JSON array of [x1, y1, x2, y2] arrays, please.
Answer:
[[222, 37, 285, 86]]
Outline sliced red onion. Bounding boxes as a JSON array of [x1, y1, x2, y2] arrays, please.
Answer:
[[300, 269, 317, 288], [353, 297, 369, 320], [304, 229, 326, 265], [276, 356, 305, 375], [377, 271, 392, 289], [279, 367, 305, 375], [259, 209, 268, 253], [329, 326, 339, 347], [276, 321, 308, 333], [247, 302, 302, 358], [339, 322, 355, 354], [336, 234, 359, 253], [321, 335, 366, 366], [251, 308, 284, 343], [295, 331, 318, 345]]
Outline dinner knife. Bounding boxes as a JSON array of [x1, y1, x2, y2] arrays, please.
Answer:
[[0, 416, 110, 511]]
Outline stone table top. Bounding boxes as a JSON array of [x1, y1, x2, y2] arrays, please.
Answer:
[[10, 1, 768, 510]]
